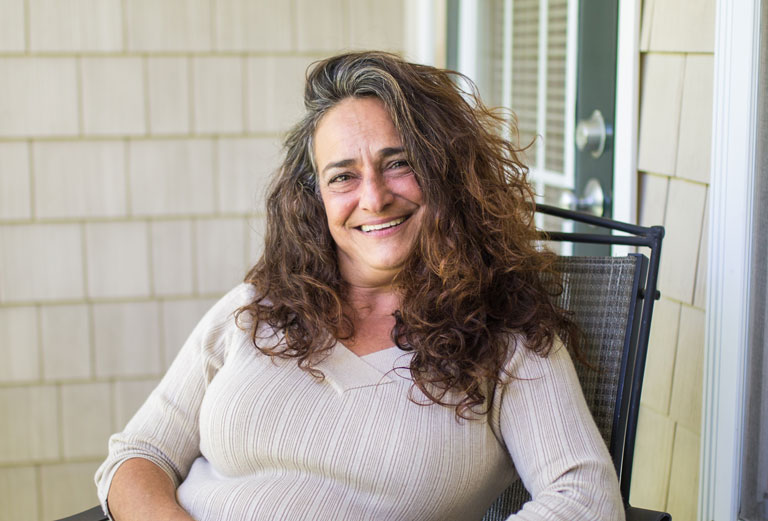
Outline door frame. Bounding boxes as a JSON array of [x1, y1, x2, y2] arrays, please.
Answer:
[[613, 0, 642, 225], [403, 0, 447, 67], [700, 0, 764, 519]]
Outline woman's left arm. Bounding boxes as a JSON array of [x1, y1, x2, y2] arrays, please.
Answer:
[[495, 340, 626, 521]]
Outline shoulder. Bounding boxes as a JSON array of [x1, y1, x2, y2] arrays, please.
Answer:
[[489, 335, 587, 440], [503, 335, 572, 380], [196, 283, 259, 329], [491, 335, 580, 419], [191, 283, 262, 353]]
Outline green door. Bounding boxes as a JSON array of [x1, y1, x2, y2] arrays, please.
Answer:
[[448, 0, 621, 255], [572, 0, 618, 255]]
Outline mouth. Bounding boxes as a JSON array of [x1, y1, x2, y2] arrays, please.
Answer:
[[358, 215, 409, 233]]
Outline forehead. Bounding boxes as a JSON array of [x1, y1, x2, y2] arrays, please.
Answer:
[[313, 97, 403, 166]]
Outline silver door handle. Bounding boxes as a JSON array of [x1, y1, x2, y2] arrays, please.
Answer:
[[575, 110, 607, 158], [559, 178, 605, 216]]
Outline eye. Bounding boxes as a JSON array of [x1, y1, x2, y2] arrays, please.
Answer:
[[388, 159, 411, 170], [328, 173, 353, 185]]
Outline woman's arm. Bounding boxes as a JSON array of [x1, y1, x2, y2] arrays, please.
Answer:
[[496, 340, 625, 521], [107, 458, 194, 521], [95, 285, 255, 519]]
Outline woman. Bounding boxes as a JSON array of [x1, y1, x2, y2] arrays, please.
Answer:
[[96, 51, 624, 520]]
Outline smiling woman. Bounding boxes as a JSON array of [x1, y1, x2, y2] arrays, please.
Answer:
[[94, 52, 625, 521], [314, 97, 424, 291]]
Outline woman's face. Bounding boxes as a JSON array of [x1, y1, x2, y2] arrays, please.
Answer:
[[314, 97, 424, 288]]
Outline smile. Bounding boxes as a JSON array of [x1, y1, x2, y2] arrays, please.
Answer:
[[359, 216, 408, 233]]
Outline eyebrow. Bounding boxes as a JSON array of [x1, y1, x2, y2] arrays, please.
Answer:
[[320, 147, 406, 177]]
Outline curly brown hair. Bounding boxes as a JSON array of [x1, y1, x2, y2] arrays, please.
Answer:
[[239, 51, 577, 418]]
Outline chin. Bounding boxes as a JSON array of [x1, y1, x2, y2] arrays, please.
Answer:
[[367, 252, 410, 271]]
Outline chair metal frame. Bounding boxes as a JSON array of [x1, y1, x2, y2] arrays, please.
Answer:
[[536, 203, 668, 520]]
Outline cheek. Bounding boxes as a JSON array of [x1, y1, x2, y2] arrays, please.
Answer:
[[321, 193, 357, 227], [395, 175, 424, 203]]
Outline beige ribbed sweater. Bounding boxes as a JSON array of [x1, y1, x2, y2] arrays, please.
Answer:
[[95, 284, 624, 520]]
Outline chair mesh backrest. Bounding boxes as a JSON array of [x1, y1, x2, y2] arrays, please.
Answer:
[[482, 256, 640, 520]]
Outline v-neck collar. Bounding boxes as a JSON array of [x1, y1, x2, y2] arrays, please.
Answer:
[[314, 341, 414, 394]]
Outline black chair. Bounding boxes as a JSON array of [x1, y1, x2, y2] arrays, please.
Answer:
[[57, 205, 669, 521], [57, 507, 106, 521], [483, 204, 669, 521]]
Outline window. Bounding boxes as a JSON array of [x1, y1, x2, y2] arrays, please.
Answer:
[[448, 0, 577, 194]]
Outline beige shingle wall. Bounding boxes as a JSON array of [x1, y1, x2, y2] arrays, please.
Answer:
[[0, 0, 717, 518], [0, 1, 403, 519], [629, 0, 714, 519]]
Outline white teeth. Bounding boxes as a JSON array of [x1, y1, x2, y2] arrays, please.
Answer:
[[360, 217, 406, 232]]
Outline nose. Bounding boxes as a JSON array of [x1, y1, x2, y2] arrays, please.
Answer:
[[359, 173, 394, 213]]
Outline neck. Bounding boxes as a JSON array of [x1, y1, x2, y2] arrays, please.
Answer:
[[341, 283, 401, 356], [345, 283, 399, 320]]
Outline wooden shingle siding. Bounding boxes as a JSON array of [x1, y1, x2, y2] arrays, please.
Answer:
[[630, 0, 714, 519], [0, 2, 405, 519]]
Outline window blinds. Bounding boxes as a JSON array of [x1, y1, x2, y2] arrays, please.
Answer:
[[488, 0, 570, 177]]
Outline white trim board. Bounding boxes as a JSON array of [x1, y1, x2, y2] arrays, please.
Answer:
[[613, 0, 641, 226], [700, 0, 763, 519], [403, 0, 445, 66]]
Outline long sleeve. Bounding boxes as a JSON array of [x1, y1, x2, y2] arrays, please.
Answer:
[[495, 341, 626, 520], [94, 284, 253, 515]]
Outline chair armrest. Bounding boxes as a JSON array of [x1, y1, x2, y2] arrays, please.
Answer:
[[626, 505, 672, 521], [64, 501, 671, 521], [55, 505, 108, 521]]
